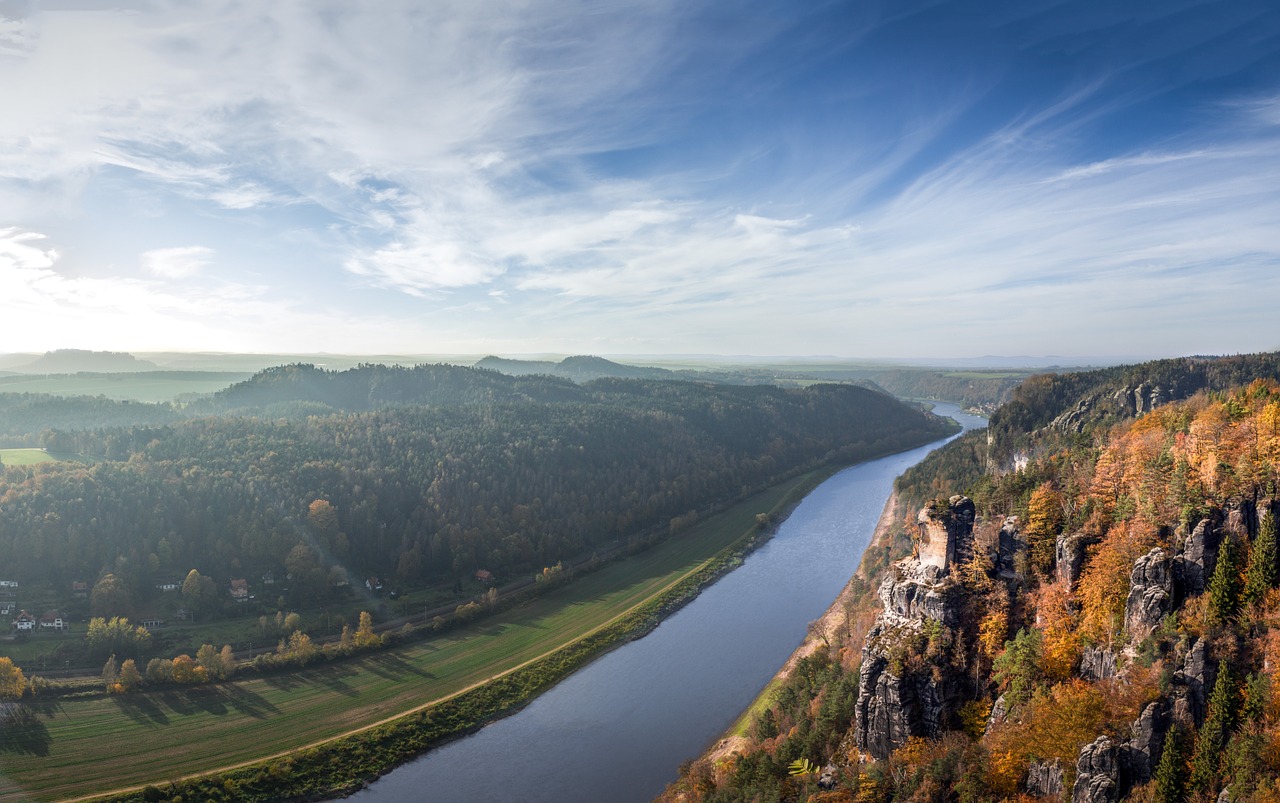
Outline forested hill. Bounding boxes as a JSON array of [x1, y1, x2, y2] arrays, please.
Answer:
[[194, 362, 585, 415], [662, 352, 1280, 802], [0, 373, 954, 614], [474, 354, 681, 382]]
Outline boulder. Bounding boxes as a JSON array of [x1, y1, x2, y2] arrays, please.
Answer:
[[1124, 548, 1173, 640]]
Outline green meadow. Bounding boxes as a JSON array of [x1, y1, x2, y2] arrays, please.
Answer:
[[0, 471, 820, 802]]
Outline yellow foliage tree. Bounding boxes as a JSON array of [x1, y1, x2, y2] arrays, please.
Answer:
[[1025, 484, 1064, 577], [0, 656, 25, 699]]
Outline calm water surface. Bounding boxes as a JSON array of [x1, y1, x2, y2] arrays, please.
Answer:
[[350, 404, 985, 803]]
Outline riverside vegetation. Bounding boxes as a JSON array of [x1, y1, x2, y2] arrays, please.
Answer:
[[0, 362, 955, 800], [662, 350, 1280, 803]]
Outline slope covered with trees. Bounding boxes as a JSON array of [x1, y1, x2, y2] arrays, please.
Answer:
[[0, 364, 954, 624], [662, 351, 1280, 803]]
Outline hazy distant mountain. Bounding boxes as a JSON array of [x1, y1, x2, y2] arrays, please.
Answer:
[[13, 349, 160, 373], [475, 354, 678, 382]]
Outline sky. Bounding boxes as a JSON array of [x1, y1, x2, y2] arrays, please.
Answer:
[[1, 0, 1278, 360]]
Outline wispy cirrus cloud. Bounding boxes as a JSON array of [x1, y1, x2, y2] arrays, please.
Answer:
[[0, 1, 1277, 357], [141, 246, 215, 279]]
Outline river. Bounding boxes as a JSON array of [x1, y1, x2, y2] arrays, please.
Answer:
[[349, 403, 986, 803]]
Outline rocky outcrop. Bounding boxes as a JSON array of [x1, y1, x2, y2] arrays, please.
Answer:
[[916, 495, 976, 574], [1124, 548, 1174, 640], [1172, 638, 1215, 728], [1079, 645, 1119, 682], [1056, 532, 1098, 590], [856, 498, 974, 760], [854, 639, 953, 759], [997, 516, 1025, 583], [1180, 514, 1223, 596], [1026, 759, 1065, 798], [878, 561, 955, 624], [1073, 736, 1120, 803], [1120, 699, 1170, 788]]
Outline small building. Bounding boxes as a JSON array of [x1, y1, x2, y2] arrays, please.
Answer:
[[474, 569, 493, 584], [230, 578, 249, 602], [0, 600, 14, 616], [39, 611, 65, 631], [0, 580, 17, 589], [155, 580, 180, 592], [140, 618, 164, 629], [11, 610, 35, 631], [71, 580, 89, 598], [365, 576, 383, 593], [261, 571, 276, 586]]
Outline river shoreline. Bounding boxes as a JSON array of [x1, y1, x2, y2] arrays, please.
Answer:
[[700, 489, 901, 768]]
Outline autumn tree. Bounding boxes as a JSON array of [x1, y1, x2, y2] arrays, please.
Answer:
[[90, 573, 132, 619], [0, 657, 25, 699], [101, 655, 119, 690], [219, 644, 236, 679], [1025, 483, 1064, 576], [354, 611, 380, 649], [118, 659, 142, 692], [181, 569, 218, 618], [196, 644, 221, 679]]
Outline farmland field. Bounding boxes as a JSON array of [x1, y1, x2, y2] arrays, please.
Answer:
[[0, 470, 819, 802], [0, 449, 55, 466]]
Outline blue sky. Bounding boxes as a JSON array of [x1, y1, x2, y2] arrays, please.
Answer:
[[1, 0, 1278, 359]]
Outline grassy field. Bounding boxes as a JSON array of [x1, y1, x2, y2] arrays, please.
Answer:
[[0, 449, 54, 466], [0, 472, 818, 802]]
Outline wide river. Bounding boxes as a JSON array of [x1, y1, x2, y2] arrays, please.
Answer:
[[350, 403, 985, 803]]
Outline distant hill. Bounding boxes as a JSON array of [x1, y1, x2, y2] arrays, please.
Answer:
[[196, 362, 585, 416], [13, 349, 160, 373], [475, 354, 679, 383]]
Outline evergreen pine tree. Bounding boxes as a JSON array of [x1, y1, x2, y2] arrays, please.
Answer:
[[1154, 725, 1188, 803], [1190, 661, 1237, 793], [1243, 511, 1279, 607], [1206, 535, 1242, 627]]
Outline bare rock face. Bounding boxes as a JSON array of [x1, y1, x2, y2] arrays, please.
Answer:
[[1124, 548, 1174, 640], [854, 624, 954, 759], [1120, 698, 1170, 788], [855, 498, 974, 760], [878, 562, 954, 624], [1079, 645, 1119, 682], [1057, 533, 1098, 590], [1181, 514, 1223, 596], [997, 516, 1025, 583], [1026, 759, 1065, 799], [1073, 736, 1120, 803], [1172, 639, 1215, 728], [916, 495, 976, 573]]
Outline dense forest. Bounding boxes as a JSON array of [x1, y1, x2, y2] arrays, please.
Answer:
[[0, 364, 954, 622], [662, 350, 1280, 803]]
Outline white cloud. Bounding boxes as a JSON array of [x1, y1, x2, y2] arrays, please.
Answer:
[[141, 246, 215, 279]]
